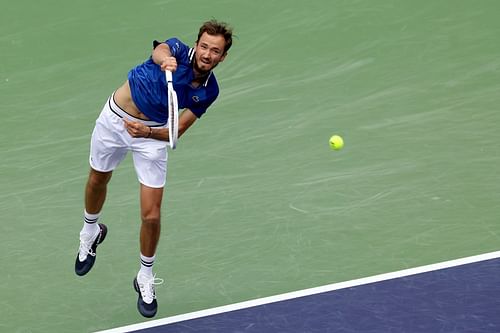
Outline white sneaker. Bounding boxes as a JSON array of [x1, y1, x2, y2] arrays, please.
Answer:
[[133, 272, 164, 318], [74, 224, 107, 276], [78, 229, 99, 261]]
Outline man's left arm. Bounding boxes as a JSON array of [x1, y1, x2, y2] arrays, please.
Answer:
[[124, 109, 198, 141]]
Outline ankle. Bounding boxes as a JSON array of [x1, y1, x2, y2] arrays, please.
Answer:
[[139, 253, 155, 276], [82, 210, 100, 234]]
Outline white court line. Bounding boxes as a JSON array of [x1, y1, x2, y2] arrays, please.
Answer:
[[94, 250, 500, 333]]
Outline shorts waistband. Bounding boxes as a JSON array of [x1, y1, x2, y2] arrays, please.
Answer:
[[108, 92, 166, 127]]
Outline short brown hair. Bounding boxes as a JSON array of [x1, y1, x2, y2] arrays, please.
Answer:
[[197, 19, 233, 54]]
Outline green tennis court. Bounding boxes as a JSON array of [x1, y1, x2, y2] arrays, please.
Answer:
[[1, 1, 499, 332]]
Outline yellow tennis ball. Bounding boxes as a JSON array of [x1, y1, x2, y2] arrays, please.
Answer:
[[329, 135, 344, 150]]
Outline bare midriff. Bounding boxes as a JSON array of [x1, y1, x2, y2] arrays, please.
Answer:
[[114, 80, 150, 120]]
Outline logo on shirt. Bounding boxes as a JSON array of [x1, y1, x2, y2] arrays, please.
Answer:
[[192, 95, 200, 103]]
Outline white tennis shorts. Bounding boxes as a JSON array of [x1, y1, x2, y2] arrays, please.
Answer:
[[89, 93, 168, 188]]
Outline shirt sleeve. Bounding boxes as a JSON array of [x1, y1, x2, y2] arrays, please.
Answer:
[[190, 92, 218, 118], [166, 37, 189, 58], [189, 102, 210, 118], [152, 38, 188, 58]]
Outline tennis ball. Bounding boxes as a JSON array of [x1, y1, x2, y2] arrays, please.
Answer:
[[329, 135, 344, 150]]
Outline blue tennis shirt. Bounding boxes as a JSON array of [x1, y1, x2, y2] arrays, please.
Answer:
[[127, 37, 219, 123]]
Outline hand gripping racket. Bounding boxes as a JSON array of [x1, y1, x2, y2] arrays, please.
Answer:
[[165, 70, 179, 149]]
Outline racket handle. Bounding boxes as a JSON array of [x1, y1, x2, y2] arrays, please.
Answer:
[[165, 70, 173, 83]]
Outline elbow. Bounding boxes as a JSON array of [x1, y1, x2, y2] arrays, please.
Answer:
[[152, 43, 171, 62]]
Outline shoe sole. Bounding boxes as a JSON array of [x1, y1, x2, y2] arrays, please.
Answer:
[[74, 223, 108, 276]]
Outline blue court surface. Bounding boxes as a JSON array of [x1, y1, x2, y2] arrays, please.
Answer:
[[96, 251, 500, 333]]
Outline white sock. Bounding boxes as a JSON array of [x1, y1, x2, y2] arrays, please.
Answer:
[[139, 254, 156, 276], [82, 210, 100, 235]]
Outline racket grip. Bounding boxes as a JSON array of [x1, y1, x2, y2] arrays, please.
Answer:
[[165, 70, 173, 83]]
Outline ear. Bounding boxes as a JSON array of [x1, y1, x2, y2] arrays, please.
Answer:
[[219, 52, 228, 62]]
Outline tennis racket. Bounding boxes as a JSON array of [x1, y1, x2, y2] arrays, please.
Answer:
[[165, 70, 179, 149]]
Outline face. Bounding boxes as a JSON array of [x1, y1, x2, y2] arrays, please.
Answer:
[[193, 32, 227, 75]]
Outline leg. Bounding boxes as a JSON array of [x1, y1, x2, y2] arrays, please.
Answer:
[[75, 168, 112, 276], [76, 99, 127, 276], [139, 184, 164, 257], [134, 184, 164, 318], [131, 133, 168, 317], [85, 168, 113, 214]]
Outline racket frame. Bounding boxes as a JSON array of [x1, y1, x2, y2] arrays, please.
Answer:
[[165, 70, 179, 149]]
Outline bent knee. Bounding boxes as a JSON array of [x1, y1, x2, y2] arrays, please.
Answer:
[[88, 169, 112, 187]]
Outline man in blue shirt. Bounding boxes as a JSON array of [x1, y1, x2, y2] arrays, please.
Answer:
[[75, 19, 233, 318]]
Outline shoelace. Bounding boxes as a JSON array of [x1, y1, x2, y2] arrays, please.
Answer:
[[78, 231, 98, 258], [138, 275, 164, 302]]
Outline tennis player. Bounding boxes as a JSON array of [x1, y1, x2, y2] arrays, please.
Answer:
[[74, 19, 233, 318]]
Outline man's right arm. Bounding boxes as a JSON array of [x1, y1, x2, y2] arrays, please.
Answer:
[[152, 43, 177, 72]]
